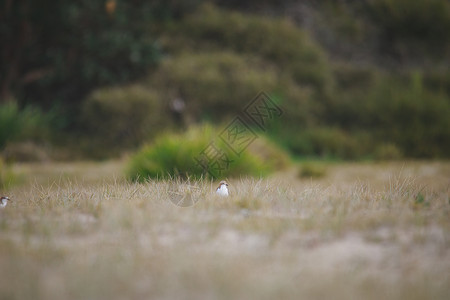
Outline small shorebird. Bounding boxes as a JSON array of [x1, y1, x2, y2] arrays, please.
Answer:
[[216, 180, 229, 196], [0, 196, 11, 208]]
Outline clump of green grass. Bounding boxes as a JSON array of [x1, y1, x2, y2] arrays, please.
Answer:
[[299, 162, 327, 179], [374, 143, 403, 161], [412, 192, 430, 210], [0, 158, 16, 189], [126, 125, 290, 181]]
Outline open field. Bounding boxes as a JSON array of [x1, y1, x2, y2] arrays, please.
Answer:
[[1, 161, 449, 299]]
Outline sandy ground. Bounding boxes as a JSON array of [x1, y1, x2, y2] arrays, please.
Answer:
[[0, 160, 449, 299]]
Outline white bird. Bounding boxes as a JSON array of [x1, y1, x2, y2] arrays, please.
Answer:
[[216, 180, 229, 196], [0, 196, 11, 208]]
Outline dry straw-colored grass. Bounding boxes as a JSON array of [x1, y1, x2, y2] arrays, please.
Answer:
[[0, 161, 449, 300]]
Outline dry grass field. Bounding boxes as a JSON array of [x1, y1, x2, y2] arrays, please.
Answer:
[[1, 161, 449, 300]]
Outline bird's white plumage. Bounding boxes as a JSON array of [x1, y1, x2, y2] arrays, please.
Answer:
[[216, 181, 229, 196], [0, 196, 10, 208]]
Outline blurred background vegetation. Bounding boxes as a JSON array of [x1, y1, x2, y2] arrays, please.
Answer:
[[1, 0, 449, 178]]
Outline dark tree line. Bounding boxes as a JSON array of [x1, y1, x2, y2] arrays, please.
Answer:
[[0, 0, 199, 107]]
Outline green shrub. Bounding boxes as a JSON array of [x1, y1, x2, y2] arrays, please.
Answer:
[[369, 0, 450, 57], [153, 4, 336, 159], [150, 51, 280, 122], [126, 125, 290, 181], [164, 4, 332, 93], [275, 127, 370, 159], [332, 63, 378, 90], [0, 101, 51, 150], [320, 1, 365, 41], [299, 162, 327, 179], [323, 70, 450, 158], [80, 85, 169, 158], [150, 50, 321, 131], [363, 74, 450, 158], [374, 144, 403, 161], [423, 70, 450, 96]]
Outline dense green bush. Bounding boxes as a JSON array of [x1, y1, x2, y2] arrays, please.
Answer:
[[150, 50, 322, 133], [367, 75, 450, 158], [274, 127, 370, 160], [80, 85, 169, 158], [0, 101, 51, 150], [149, 50, 322, 153], [332, 63, 378, 90], [373, 143, 403, 161], [164, 4, 333, 93], [423, 70, 450, 96], [369, 0, 450, 58], [127, 125, 289, 181], [150, 52, 280, 122], [80, 49, 319, 158], [319, 1, 366, 42], [325, 72, 450, 158]]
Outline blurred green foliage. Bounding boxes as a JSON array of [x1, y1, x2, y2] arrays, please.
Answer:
[[165, 4, 332, 93], [1, 1, 449, 162], [80, 85, 168, 158], [0, 158, 16, 189], [277, 127, 370, 160], [299, 162, 327, 179], [0, 0, 165, 107], [326, 72, 450, 158], [150, 51, 280, 122], [374, 144, 403, 161], [0, 101, 51, 150], [127, 125, 289, 181], [369, 0, 450, 58]]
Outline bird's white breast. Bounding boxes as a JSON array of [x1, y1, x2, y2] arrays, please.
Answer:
[[216, 185, 229, 196]]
